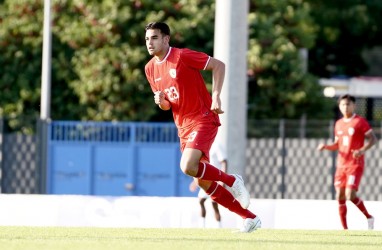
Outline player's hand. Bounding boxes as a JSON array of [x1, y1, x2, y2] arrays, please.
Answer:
[[189, 180, 198, 192], [154, 91, 171, 110], [317, 143, 326, 151], [211, 95, 224, 114], [351, 149, 364, 158], [154, 91, 165, 105]]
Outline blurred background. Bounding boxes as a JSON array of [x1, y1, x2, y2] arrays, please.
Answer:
[[0, 0, 381, 201]]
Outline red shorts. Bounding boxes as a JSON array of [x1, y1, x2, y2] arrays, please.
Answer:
[[334, 166, 364, 190], [179, 122, 218, 162]]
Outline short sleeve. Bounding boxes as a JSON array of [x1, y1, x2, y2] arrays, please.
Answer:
[[180, 48, 210, 70]]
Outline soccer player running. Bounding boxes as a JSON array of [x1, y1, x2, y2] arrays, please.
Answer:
[[144, 22, 261, 233], [317, 94, 377, 230], [189, 139, 228, 228]]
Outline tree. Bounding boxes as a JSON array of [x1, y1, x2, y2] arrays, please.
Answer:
[[306, 0, 382, 77], [0, 0, 216, 131], [1, 1, 48, 133], [3, 0, 358, 133], [247, 0, 333, 119]]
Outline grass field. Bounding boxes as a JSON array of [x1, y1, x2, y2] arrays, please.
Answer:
[[0, 227, 381, 250]]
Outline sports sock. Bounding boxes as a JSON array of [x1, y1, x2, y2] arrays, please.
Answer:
[[206, 181, 255, 219], [199, 217, 206, 228], [338, 199, 348, 229], [351, 197, 372, 218], [195, 162, 235, 187]]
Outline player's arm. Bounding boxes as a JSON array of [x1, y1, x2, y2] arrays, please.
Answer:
[[363, 130, 377, 150], [205, 57, 225, 114], [189, 178, 198, 192], [154, 91, 171, 111], [317, 137, 339, 151], [353, 130, 377, 157]]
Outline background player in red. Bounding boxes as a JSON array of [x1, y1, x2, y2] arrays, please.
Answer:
[[144, 22, 261, 232], [317, 94, 377, 230]]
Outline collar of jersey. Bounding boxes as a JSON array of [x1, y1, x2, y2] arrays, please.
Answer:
[[343, 113, 356, 123], [156, 47, 172, 64]]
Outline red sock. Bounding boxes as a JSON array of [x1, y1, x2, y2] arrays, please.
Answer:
[[351, 197, 372, 218], [195, 162, 235, 187], [206, 182, 255, 219], [338, 200, 348, 229]]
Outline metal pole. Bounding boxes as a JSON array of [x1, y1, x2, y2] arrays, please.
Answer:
[[0, 117, 3, 193], [279, 119, 286, 199], [39, 0, 52, 193], [41, 0, 52, 120], [329, 120, 336, 200]]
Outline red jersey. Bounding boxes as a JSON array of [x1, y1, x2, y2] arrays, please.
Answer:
[[334, 114, 372, 168], [145, 47, 220, 131]]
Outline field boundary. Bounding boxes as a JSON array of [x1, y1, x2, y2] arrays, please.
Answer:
[[0, 194, 380, 230]]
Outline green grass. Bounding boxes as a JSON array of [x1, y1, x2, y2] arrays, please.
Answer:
[[0, 227, 381, 250]]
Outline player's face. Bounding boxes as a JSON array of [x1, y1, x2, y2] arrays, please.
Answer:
[[339, 99, 355, 118], [145, 29, 169, 58]]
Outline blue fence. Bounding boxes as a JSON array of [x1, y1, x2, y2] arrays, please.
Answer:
[[47, 121, 194, 197]]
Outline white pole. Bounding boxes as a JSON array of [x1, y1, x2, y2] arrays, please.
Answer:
[[39, 0, 52, 193], [214, 0, 249, 176], [40, 0, 52, 120]]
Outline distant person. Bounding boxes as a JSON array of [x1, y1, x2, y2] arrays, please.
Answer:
[[190, 139, 228, 228], [144, 21, 260, 232], [317, 94, 377, 230]]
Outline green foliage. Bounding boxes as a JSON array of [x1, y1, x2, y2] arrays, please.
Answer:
[[1, 0, 380, 132], [247, 0, 333, 119], [306, 0, 382, 77], [0, 0, 45, 133], [0, 0, 215, 131]]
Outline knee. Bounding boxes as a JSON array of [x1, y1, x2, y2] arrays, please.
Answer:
[[180, 158, 200, 176], [346, 192, 356, 201], [336, 193, 346, 201]]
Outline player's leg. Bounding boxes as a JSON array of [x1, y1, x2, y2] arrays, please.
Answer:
[[336, 187, 348, 229], [197, 179, 261, 232], [179, 125, 250, 209], [180, 147, 235, 186], [179, 124, 234, 185], [211, 201, 222, 228], [212, 201, 221, 222], [346, 188, 370, 217], [334, 168, 347, 229], [181, 149, 250, 208], [199, 198, 207, 218], [196, 186, 209, 228], [345, 168, 374, 229], [198, 197, 207, 228], [346, 188, 374, 229], [197, 179, 252, 219]]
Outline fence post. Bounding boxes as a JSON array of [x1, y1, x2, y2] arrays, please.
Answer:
[[37, 118, 49, 194], [279, 119, 286, 199], [0, 117, 3, 193], [299, 114, 306, 138], [329, 120, 336, 200]]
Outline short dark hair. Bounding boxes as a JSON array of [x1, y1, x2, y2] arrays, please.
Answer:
[[145, 22, 170, 36], [338, 94, 356, 104]]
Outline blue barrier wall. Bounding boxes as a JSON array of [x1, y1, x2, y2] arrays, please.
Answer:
[[47, 121, 194, 197]]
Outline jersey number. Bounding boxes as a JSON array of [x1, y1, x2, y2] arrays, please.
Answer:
[[187, 131, 198, 142], [342, 136, 349, 147], [164, 87, 179, 101]]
